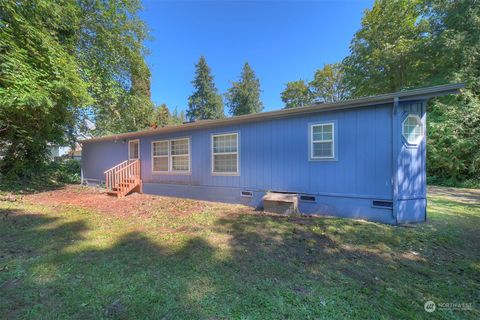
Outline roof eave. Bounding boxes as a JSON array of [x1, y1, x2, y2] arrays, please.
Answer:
[[80, 83, 465, 144]]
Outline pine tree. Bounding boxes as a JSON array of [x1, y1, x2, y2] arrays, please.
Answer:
[[187, 56, 224, 121], [170, 108, 186, 125], [226, 62, 263, 115], [155, 104, 170, 128]]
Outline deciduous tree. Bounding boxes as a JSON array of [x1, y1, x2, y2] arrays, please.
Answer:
[[280, 80, 314, 109], [342, 0, 480, 185], [310, 63, 349, 103], [76, 0, 154, 135], [342, 0, 428, 97], [0, 0, 90, 176], [0, 0, 154, 178]]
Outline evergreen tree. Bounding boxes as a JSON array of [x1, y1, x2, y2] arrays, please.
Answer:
[[155, 104, 170, 128], [226, 62, 263, 115], [187, 56, 224, 121], [280, 80, 314, 109], [170, 109, 186, 125]]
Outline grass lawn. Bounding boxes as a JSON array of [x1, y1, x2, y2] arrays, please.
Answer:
[[1, 186, 479, 319]]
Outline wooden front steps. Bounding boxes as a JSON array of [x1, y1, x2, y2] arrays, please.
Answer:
[[104, 160, 142, 198]]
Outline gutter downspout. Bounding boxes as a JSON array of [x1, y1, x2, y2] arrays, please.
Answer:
[[392, 96, 399, 224]]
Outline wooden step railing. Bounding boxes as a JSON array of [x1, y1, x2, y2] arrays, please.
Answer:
[[104, 159, 141, 197]]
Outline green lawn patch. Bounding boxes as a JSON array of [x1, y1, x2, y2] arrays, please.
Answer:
[[0, 186, 479, 319]]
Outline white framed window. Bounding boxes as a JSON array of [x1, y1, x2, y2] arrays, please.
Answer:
[[402, 114, 423, 145], [151, 138, 190, 174], [152, 140, 169, 172], [310, 123, 334, 159], [212, 133, 239, 175], [171, 138, 190, 172], [128, 139, 140, 160]]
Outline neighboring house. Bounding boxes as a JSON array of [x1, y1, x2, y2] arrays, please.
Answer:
[[81, 83, 463, 224], [48, 144, 70, 159], [48, 134, 90, 160]]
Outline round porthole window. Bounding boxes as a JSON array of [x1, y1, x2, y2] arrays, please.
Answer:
[[402, 114, 423, 145]]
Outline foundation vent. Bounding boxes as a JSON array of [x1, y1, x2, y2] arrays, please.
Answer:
[[372, 200, 393, 208], [300, 195, 316, 202], [240, 190, 253, 197]]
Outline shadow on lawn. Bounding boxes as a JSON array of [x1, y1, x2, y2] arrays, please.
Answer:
[[0, 180, 66, 195], [1, 205, 479, 319]]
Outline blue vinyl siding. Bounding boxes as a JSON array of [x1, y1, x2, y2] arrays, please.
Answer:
[[394, 101, 427, 223], [83, 104, 394, 199], [79, 84, 465, 223]]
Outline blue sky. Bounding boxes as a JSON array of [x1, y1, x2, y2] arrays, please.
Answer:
[[141, 0, 374, 114]]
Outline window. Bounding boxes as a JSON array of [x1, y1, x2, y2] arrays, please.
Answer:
[[311, 123, 334, 159], [152, 140, 169, 172], [212, 133, 238, 174], [152, 138, 190, 173], [128, 140, 139, 160], [402, 114, 423, 144], [171, 139, 189, 171]]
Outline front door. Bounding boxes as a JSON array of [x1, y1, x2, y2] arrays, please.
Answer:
[[128, 139, 140, 160]]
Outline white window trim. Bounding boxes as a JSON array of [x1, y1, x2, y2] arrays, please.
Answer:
[[211, 132, 240, 176], [151, 137, 191, 175], [151, 140, 169, 173], [402, 114, 423, 145], [310, 122, 335, 160], [128, 139, 140, 160], [170, 138, 191, 173]]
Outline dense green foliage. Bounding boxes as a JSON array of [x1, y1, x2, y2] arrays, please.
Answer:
[[154, 104, 185, 128], [0, 0, 90, 177], [425, 0, 480, 185], [281, 64, 348, 108], [155, 104, 170, 128], [76, 0, 154, 136], [281, 0, 480, 185], [281, 80, 314, 109], [0, 0, 153, 179], [343, 0, 428, 96], [0, 159, 81, 193], [310, 63, 349, 103], [225, 63, 263, 115], [187, 56, 224, 121], [342, 0, 480, 185]]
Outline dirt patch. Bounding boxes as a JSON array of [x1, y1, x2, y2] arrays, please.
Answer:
[[24, 185, 234, 219], [428, 186, 480, 204]]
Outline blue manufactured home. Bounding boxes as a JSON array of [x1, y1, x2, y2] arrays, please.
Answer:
[[81, 83, 463, 224]]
